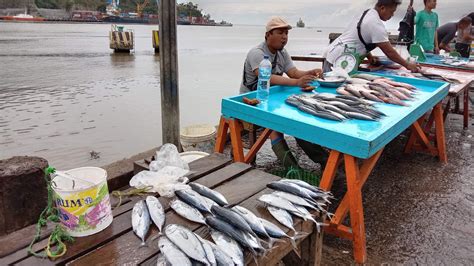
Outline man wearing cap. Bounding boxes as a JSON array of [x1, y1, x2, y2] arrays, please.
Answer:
[[240, 16, 326, 169], [324, 0, 420, 73]]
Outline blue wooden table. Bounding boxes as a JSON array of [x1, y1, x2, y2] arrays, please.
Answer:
[[421, 54, 473, 71], [214, 73, 449, 264]]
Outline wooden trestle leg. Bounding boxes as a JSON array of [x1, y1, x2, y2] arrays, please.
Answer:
[[319, 149, 384, 264]]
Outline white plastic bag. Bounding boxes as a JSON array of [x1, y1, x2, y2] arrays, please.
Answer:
[[149, 144, 189, 172], [129, 166, 190, 197]]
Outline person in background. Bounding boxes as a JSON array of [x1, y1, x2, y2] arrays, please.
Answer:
[[324, 0, 420, 73], [437, 17, 472, 57], [454, 14, 474, 58], [240, 17, 325, 168], [415, 0, 439, 53]]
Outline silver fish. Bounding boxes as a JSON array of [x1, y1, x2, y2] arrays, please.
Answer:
[[259, 217, 299, 252], [231, 205, 270, 239], [189, 182, 228, 206], [165, 224, 209, 265], [207, 240, 235, 266], [272, 191, 318, 211], [158, 236, 192, 266], [210, 229, 244, 266], [280, 179, 329, 195], [156, 253, 171, 266], [175, 189, 214, 214], [132, 200, 151, 246], [258, 194, 305, 216], [267, 206, 296, 233], [291, 205, 327, 233], [170, 199, 206, 224], [146, 196, 165, 233], [195, 234, 217, 266], [211, 205, 255, 236]]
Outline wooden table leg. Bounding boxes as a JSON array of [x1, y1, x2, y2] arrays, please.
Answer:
[[433, 103, 448, 163], [214, 116, 229, 153], [228, 119, 245, 162], [443, 97, 451, 122], [244, 128, 272, 164], [463, 85, 469, 129], [319, 150, 341, 191]]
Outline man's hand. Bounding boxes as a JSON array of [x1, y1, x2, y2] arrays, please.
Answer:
[[369, 56, 380, 66], [310, 69, 323, 78], [296, 75, 316, 88], [406, 62, 421, 73]]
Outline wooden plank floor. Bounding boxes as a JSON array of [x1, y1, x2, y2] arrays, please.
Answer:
[[3, 153, 323, 265]]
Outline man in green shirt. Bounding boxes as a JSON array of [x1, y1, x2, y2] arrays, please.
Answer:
[[415, 0, 439, 53]]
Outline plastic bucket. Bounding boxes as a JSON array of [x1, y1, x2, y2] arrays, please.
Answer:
[[52, 167, 113, 237], [180, 124, 216, 154]]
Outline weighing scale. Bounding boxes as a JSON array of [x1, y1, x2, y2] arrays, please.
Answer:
[[333, 45, 361, 75], [409, 42, 427, 62]]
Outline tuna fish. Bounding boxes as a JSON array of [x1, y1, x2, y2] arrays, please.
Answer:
[[231, 205, 271, 239], [158, 236, 192, 266], [131, 200, 151, 246], [206, 240, 235, 266], [210, 229, 244, 266], [165, 224, 210, 265], [145, 196, 165, 233], [189, 182, 229, 206], [258, 194, 305, 216], [211, 205, 255, 236], [267, 206, 296, 233], [170, 199, 206, 224], [195, 234, 217, 266], [175, 189, 213, 214]]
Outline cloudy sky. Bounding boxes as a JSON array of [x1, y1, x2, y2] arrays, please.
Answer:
[[178, 0, 473, 29]]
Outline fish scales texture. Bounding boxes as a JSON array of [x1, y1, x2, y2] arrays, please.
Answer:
[[189, 182, 229, 206], [175, 189, 213, 214], [165, 224, 210, 265], [267, 206, 296, 233], [170, 199, 206, 224], [205, 216, 258, 256], [132, 200, 151, 246], [210, 229, 244, 266], [211, 205, 255, 236], [232, 205, 271, 239], [158, 236, 192, 266], [146, 196, 165, 233]]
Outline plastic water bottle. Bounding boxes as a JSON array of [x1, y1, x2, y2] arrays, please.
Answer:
[[257, 55, 272, 103]]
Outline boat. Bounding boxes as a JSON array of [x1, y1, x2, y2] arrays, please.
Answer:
[[296, 18, 305, 28], [0, 13, 45, 22]]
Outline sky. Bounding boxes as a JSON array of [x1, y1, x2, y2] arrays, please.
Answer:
[[178, 0, 473, 29]]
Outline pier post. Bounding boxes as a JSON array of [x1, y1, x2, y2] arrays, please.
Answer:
[[159, 0, 180, 149]]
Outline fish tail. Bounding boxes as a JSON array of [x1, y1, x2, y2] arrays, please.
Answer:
[[288, 236, 301, 258], [139, 240, 148, 248]]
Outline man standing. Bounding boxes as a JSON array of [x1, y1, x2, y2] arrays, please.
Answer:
[[324, 0, 419, 73], [415, 0, 439, 53], [240, 17, 326, 168], [437, 17, 472, 56]]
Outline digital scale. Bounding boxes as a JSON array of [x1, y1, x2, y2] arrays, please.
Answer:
[[333, 45, 361, 75]]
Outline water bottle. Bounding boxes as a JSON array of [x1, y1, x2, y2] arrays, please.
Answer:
[[257, 55, 272, 103]]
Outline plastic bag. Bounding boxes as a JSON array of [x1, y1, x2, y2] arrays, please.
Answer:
[[149, 144, 189, 172], [327, 66, 350, 79], [129, 166, 190, 197]]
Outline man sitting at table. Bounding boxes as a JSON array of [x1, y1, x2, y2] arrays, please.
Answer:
[[437, 16, 473, 57], [323, 0, 420, 73], [240, 16, 327, 168]]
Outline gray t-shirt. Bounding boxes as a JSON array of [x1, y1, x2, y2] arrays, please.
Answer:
[[437, 22, 457, 45], [240, 42, 295, 94], [456, 26, 472, 44]]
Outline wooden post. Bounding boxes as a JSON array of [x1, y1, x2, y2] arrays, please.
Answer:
[[159, 0, 180, 148]]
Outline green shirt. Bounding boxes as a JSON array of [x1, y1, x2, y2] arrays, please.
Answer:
[[415, 10, 439, 51]]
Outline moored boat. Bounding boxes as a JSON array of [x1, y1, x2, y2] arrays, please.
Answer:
[[0, 13, 45, 22]]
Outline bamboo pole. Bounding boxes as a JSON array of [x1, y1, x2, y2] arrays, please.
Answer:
[[158, 0, 180, 148]]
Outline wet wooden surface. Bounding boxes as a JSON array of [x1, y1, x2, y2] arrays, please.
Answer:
[[2, 153, 324, 265]]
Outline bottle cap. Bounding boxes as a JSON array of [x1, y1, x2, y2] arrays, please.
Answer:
[[263, 55, 269, 59]]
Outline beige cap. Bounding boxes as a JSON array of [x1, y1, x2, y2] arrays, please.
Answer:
[[266, 16, 292, 32]]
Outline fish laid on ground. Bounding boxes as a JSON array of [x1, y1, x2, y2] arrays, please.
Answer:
[[189, 182, 229, 206], [267, 206, 296, 233], [195, 234, 217, 266], [131, 200, 151, 246], [170, 199, 206, 224], [258, 194, 305, 216], [205, 216, 260, 256], [175, 189, 214, 214], [211, 205, 256, 236], [165, 224, 210, 265], [158, 236, 192, 266], [145, 196, 165, 233], [210, 229, 244, 266], [206, 240, 235, 266], [231, 205, 271, 239]]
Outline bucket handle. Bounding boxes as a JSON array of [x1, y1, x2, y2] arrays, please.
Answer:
[[52, 171, 96, 189]]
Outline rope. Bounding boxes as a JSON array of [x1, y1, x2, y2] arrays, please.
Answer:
[[28, 167, 74, 259], [111, 186, 154, 209]]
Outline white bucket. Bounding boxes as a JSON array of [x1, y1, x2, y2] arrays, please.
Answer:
[[180, 124, 216, 154], [180, 151, 210, 163], [52, 167, 113, 237]]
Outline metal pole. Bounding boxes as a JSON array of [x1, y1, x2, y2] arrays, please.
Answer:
[[158, 0, 180, 148]]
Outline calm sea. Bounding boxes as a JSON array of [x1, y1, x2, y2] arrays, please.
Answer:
[[0, 22, 339, 169]]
